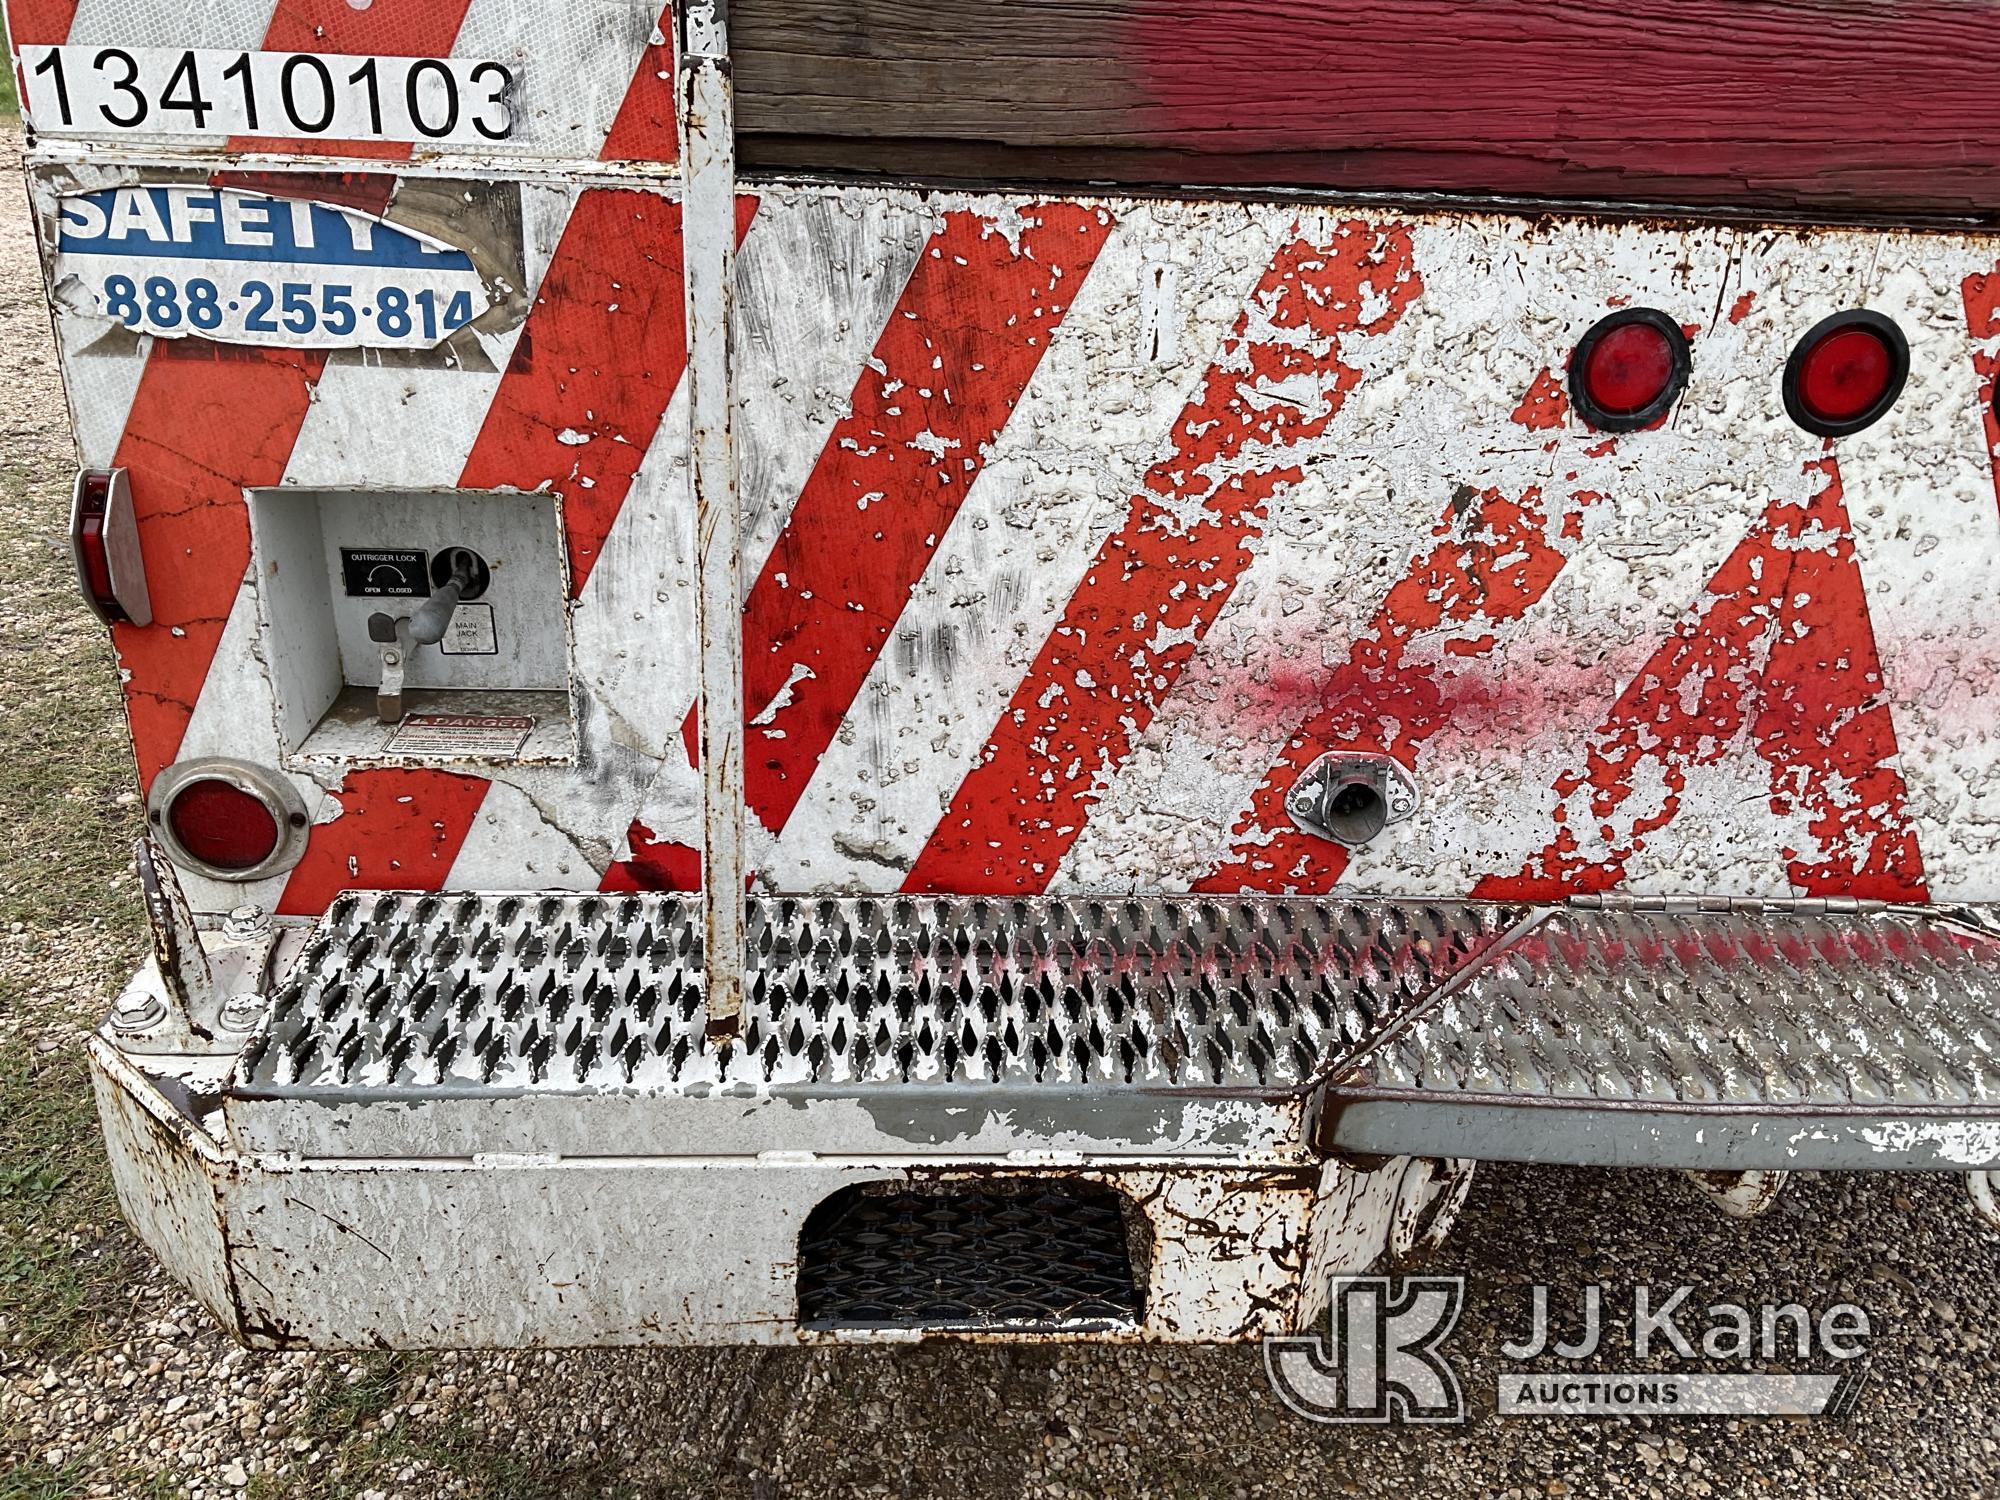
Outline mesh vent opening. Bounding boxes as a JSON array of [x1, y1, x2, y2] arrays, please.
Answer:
[[797, 1182, 1143, 1332]]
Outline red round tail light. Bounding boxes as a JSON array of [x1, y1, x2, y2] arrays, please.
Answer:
[[167, 780, 280, 871], [1784, 311, 1908, 437], [147, 760, 310, 881], [1569, 309, 1691, 433]]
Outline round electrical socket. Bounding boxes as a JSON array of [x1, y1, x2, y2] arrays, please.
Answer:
[[430, 546, 491, 600]]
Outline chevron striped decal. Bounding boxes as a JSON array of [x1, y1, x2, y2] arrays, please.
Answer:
[[23, 75, 2000, 911]]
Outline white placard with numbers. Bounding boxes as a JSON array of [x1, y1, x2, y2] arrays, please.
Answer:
[[20, 46, 515, 145]]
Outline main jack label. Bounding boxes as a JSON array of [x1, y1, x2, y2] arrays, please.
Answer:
[[52, 185, 491, 349]]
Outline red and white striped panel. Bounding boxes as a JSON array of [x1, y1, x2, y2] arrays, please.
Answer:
[[749, 195, 2000, 905], [30, 159, 2000, 912]]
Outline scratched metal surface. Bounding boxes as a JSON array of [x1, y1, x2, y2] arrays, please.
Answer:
[[234, 891, 1526, 1095], [1334, 905, 2000, 1108], [24, 166, 2000, 914]]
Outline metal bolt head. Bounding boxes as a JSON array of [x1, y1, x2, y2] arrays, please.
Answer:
[[217, 992, 267, 1033], [223, 903, 272, 943], [109, 991, 167, 1032]]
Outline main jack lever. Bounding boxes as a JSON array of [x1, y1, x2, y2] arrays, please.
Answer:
[[367, 548, 478, 723]]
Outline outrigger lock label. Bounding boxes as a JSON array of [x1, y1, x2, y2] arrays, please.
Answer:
[[51, 185, 491, 350], [341, 548, 430, 598]]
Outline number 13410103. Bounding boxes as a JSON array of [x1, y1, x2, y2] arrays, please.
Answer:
[[22, 46, 513, 146]]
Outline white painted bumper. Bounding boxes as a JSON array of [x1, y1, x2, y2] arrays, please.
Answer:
[[92, 1036, 1454, 1347]]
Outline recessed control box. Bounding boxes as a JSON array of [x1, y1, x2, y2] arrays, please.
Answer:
[[247, 488, 574, 765]]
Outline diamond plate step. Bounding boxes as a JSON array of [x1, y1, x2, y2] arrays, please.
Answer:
[[226, 892, 1524, 1158], [240, 892, 1521, 1093], [1325, 902, 2000, 1171], [797, 1184, 1141, 1332]]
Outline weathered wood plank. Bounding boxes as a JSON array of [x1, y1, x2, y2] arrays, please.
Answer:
[[733, 0, 2000, 217]]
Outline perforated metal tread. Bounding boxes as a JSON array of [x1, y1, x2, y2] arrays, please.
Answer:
[[1327, 901, 2000, 1170], [796, 1185, 1141, 1332], [236, 892, 1524, 1098]]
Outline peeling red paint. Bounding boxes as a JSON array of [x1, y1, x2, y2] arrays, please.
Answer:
[[602, 3, 681, 162], [1729, 291, 1757, 325], [909, 223, 1423, 893], [205, 170, 398, 216], [1477, 457, 1927, 902], [730, 204, 1114, 833], [1511, 369, 1568, 431], [1964, 268, 2000, 524], [601, 820, 701, 891], [110, 342, 329, 792], [1966, 270, 2000, 340], [1201, 482, 1601, 893], [460, 194, 755, 597], [277, 770, 489, 917]]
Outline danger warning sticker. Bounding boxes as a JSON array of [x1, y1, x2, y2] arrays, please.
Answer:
[[385, 713, 533, 758]]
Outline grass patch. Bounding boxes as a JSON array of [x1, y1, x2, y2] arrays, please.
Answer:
[[0, 458, 147, 938], [323, 1419, 640, 1500], [0, 387, 146, 1360], [1, 12, 16, 119], [0, 1046, 134, 1360], [0, 1447, 181, 1500], [300, 1352, 415, 1439], [242, 1353, 644, 1500]]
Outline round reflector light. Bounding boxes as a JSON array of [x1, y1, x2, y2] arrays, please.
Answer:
[[167, 780, 280, 872], [147, 759, 310, 881], [1784, 311, 1908, 436], [1569, 309, 1691, 432]]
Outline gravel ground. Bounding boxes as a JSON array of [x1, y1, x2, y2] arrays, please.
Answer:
[[0, 124, 1997, 1500]]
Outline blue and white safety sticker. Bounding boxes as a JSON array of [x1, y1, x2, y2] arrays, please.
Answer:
[[53, 185, 492, 351]]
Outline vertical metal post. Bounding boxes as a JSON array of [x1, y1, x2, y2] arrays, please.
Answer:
[[677, 0, 746, 1038]]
